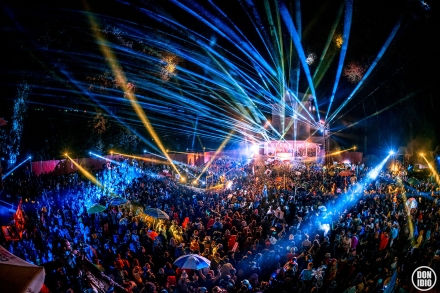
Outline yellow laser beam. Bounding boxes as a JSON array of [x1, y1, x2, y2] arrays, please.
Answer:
[[395, 177, 414, 239], [196, 130, 234, 181], [66, 155, 103, 189], [116, 153, 169, 165], [83, 2, 181, 177], [421, 154, 440, 187]]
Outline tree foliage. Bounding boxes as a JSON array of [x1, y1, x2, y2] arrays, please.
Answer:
[[0, 82, 30, 167]]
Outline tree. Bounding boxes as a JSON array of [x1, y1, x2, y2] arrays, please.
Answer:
[[0, 82, 30, 169]]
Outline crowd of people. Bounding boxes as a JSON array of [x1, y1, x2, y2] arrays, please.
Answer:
[[1, 155, 440, 293]]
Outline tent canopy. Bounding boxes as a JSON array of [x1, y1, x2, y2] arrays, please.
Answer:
[[0, 245, 45, 293]]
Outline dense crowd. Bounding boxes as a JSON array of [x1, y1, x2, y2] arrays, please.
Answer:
[[1, 156, 440, 293]]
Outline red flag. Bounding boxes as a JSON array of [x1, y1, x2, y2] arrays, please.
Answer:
[[182, 217, 190, 229], [14, 199, 25, 233], [40, 284, 51, 293]]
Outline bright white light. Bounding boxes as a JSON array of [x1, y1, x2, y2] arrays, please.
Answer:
[[319, 223, 330, 236], [343, 160, 350, 164], [251, 144, 259, 154], [368, 169, 380, 180], [226, 181, 233, 189], [389, 150, 395, 155], [368, 156, 390, 179]]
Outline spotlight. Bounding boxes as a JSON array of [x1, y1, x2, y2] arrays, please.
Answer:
[[143, 149, 147, 154], [89, 151, 92, 155], [389, 150, 395, 155], [420, 153, 425, 157], [28, 156, 32, 159]]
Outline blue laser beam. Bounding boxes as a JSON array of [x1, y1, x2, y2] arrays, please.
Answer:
[[90, 152, 121, 166], [3, 157, 32, 179], [325, 0, 352, 121], [328, 20, 401, 123], [280, 3, 320, 122]]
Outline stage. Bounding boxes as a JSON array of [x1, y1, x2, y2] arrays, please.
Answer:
[[255, 140, 324, 163]]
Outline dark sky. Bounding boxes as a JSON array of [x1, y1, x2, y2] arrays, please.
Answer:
[[1, 0, 439, 159]]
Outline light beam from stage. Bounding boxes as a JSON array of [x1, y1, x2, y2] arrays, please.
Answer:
[[90, 152, 120, 166], [325, 0, 353, 121], [195, 130, 234, 181], [319, 146, 356, 161], [368, 151, 394, 180], [280, 3, 320, 122], [328, 151, 394, 223], [328, 20, 401, 123], [115, 152, 169, 165], [305, 3, 344, 98], [3, 157, 32, 179], [421, 153, 440, 187], [83, 2, 181, 176], [65, 154, 103, 189]]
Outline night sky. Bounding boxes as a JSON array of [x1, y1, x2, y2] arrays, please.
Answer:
[[1, 0, 439, 161]]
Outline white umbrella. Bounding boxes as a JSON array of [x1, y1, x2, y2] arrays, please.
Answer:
[[144, 207, 170, 220], [173, 254, 211, 270]]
